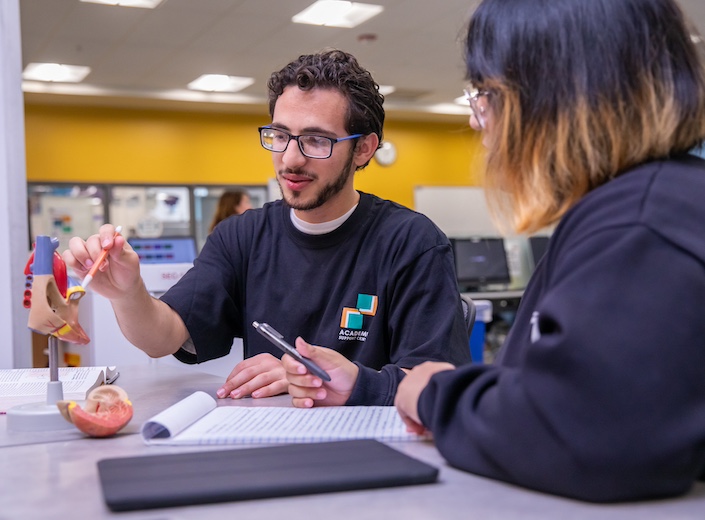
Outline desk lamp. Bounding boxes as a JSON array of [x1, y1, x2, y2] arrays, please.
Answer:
[[7, 235, 89, 432]]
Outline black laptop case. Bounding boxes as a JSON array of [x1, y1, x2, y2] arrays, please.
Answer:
[[97, 439, 439, 512]]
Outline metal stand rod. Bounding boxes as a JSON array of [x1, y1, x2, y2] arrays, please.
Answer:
[[46, 335, 64, 405], [48, 335, 59, 381]]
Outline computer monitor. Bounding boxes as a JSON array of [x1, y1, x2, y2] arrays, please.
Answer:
[[528, 235, 551, 269], [127, 236, 197, 264], [451, 237, 511, 291]]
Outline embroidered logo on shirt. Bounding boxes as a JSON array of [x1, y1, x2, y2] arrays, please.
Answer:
[[339, 294, 378, 340]]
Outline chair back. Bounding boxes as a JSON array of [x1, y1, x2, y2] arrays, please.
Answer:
[[460, 295, 476, 337]]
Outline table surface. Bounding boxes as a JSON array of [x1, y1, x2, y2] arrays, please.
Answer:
[[463, 289, 525, 300], [2, 363, 703, 520]]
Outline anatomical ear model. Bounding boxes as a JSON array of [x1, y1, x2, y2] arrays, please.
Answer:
[[57, 385, 133, 437], [23, 235, 89, 344]]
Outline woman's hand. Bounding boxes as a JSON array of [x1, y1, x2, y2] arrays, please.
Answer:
[[394, 361, 455, 434], [62, 224, 141, 301]]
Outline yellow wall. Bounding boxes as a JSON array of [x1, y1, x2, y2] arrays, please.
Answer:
[[24, 103, 485, 209]]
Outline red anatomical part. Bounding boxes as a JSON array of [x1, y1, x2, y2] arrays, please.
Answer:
[[57, 385, 133, 437]]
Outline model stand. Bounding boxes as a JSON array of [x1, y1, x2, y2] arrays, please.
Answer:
[[6, 336, 74, 431]]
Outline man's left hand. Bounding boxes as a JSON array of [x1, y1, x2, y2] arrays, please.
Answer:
[[282, 337, 359, 408]]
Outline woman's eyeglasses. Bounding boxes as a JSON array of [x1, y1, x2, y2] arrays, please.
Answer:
[[463, 86, 490, 129]]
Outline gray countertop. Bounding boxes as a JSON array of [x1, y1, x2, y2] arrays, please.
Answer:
[[2, 363, 703, 520]]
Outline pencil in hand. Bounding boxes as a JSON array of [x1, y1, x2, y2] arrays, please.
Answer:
[[82, 226, 122, 289]]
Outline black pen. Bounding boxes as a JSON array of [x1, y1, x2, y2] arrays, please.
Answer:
[[252, 321, 332, 382]]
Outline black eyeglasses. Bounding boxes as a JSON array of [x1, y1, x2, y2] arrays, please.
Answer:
[[258, 126, 363, 159]]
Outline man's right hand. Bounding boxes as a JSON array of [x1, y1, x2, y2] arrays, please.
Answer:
[[218, 353, 290, 400], [62, 224, 142, 300]]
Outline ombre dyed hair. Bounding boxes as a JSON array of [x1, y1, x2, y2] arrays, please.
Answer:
[[465, 0, 705, 233]]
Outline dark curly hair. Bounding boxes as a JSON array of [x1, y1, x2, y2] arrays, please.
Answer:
[[267, 49, 384, 166]]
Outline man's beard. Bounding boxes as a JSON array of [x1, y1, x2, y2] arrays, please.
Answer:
[[278, 151, 355, 212]]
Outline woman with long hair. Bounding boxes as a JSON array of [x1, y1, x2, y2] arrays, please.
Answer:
[[208, 190, 252, 233], [395, 0, 705, 502]]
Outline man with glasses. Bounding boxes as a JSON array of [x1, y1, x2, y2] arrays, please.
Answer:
[[64, 49, 469, 407]]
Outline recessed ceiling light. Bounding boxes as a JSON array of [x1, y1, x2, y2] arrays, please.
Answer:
[[80, 0, 165, 7], [187, 74, 255, 93], [292, 1, 383, 28], [22, 63, 91, 83]]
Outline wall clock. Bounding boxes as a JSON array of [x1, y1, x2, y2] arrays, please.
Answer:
[[374, 141, 397, 166]]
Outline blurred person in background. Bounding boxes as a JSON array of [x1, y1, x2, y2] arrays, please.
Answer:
[[208, 190, 253, 233]]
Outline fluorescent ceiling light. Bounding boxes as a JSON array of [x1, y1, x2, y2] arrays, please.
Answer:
[[80, 0, 165, 7], [22, 81, 264, 106], [427, 102, 472, 116], [292, 1, 383, 28], [22, 63, 91, 83], [187, 74, 255, 93]]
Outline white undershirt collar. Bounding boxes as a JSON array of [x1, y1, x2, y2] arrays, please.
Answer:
[[290, 204, 358, 235]]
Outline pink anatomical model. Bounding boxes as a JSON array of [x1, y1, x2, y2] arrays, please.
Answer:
[[23, 235, 89, 344]]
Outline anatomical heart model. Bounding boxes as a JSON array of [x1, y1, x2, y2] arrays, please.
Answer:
[[57, 385, 133, 438], [20, 235, 132, 436], [23, 235, 89, 344]]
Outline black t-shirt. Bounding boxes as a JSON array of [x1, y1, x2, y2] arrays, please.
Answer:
[[161, 191, 470, 405]]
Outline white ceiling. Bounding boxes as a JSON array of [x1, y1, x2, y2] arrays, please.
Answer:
[[19, 0, 705, 120]]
